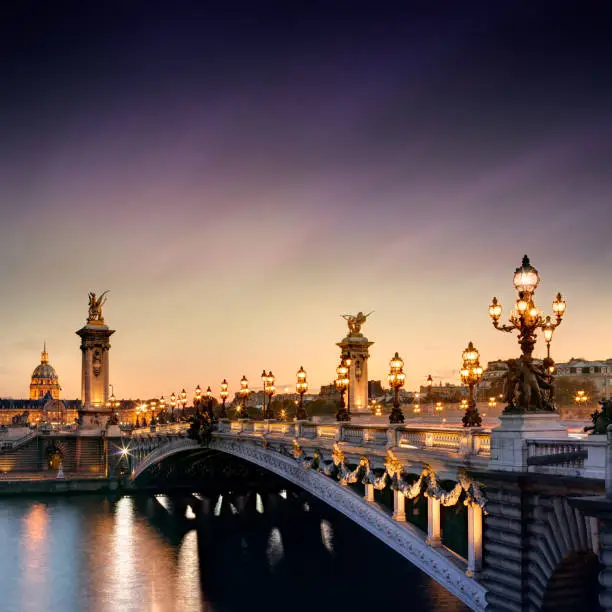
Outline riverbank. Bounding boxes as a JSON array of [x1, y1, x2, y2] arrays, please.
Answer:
[[0, 474, 121, 495]]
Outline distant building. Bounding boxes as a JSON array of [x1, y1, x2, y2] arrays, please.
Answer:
[[477, 360, 508, 401], [418, 383, 467, 401], [368, 380, 384, 398], [0, 345, 80, 425], [29, 344, 61, 400], [555, 358, 612, 398]]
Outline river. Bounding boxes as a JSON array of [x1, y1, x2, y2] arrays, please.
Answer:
[[0, 491, 468, 612]]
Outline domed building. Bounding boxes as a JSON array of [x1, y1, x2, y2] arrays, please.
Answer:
[[29, 344, 61, 400]]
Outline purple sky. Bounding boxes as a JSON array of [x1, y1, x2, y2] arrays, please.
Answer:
[[1, 1, 611, 400]]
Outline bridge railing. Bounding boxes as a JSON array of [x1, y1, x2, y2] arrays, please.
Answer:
[[214, 419, 491, 457], [526, 437, 605, 479]]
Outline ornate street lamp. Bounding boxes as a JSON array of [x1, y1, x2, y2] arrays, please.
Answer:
[[388, 352, 406, 424], [435, 401, 443, 416], [159, 395, 166, 422], [263, 371, 275, 419], [219, 379, 229, 419], [149, 399, 157, 425], [296, 366, 308, 420], [180, 388, 187, 418], [488, 396, 497, 410], [194, 385, 202, 414], [460, 341, 484, 427], [238, 375, 249, 418], [205, 386, 213, 419], [261, 370, 268, 419], [335, 357, 350, 421], [170, 392, 177, 420], [488, 255, 566, 412], [575, 390, 589, 407]]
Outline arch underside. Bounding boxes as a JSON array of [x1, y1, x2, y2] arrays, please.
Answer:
[[529, 496, 601, 611], [132, 437, 487, 611]]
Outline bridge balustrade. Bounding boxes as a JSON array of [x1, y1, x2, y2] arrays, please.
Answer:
[[526, 437, 605, 479]]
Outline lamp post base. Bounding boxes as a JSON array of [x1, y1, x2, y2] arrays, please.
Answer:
[[462, 405, 482, 428], [336, 407, 351, 422], [389, 407, 405, 424]]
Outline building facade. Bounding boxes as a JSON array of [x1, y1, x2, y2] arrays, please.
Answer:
[[555, 358, 612, 398], [29, 344, 61, 400]]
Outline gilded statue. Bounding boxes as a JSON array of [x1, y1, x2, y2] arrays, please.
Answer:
[[341, 310, 373, 335], [88, 291, 109, 323]]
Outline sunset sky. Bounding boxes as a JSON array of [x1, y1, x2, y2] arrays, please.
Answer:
[[1, 1, 611, 400]]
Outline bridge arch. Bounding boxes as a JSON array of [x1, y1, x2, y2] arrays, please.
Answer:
[[130, 436, 486, 611], [529, 497, 601, 611]]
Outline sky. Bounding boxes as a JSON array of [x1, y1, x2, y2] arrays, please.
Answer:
[[1, 1, 611, 400]]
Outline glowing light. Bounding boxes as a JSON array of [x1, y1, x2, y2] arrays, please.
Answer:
[[185, 505, 196, 519], [256, 493, 264, 514], [213, 494, 223, 516], [279, 489, 287, 499]]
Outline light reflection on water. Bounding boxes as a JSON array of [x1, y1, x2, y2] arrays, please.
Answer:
[[0, 494, 468, 612]]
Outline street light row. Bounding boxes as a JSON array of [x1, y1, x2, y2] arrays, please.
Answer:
[[134, 255, 567, 427]]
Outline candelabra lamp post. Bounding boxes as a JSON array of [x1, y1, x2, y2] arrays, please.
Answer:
[[261, 370, 268, 419], [219, 379, 229, 419], [575, 390, 589, 407], [460, 341, 484, 427], [488, 254, 566, 413], [335, 357, 350, 421], [263, 371, 275, 419], [238, 376, 249, 418], [205, 386, 213, 419], [295, 366, 308, 420], [388, 352, 406, 424], [170, 392, 177, 421], [159, 395, 166, 423], [426, 374, 433, 415], [194, 385, 202, 415], [488, 396, 497, 410], [180, 389, 187, 419]]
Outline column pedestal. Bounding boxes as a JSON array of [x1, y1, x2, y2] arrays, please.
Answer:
[[490, 412, 567, 471]]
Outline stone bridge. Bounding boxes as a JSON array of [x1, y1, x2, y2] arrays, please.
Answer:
[[124, 420, 609, 611]]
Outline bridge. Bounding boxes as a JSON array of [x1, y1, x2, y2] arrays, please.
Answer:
[[122, 418, 609, 611]]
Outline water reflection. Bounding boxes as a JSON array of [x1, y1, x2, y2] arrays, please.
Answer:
[[266, 527, 284, 568], [175, 531, 204, 612], [0, 492, 468, 612]]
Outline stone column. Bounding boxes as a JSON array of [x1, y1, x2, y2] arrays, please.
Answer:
[[393, 490, 406, 522], [337, 334, 374, 414], [467, 503, 483, 577], [75, 320, 115, 429], [427, 497, 442, 546], [364, 483, 375, 502]]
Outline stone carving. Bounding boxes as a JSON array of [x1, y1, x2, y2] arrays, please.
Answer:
[[584, 398, 612, 435], [504, 357, 555, 413], [87, 291, 109, 323], [92, 349, 102, 377], [341, 311, 373, 336]]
